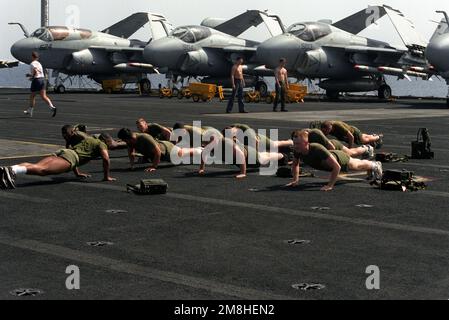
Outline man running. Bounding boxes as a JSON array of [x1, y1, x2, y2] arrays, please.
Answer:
[[320, 121, 383, 149], [226, 57, 247, 114], [287, 130, 382, 191], [0, 137, 115, 189], [118, 128, 203, 172], [24, 51, 57, 118], [273, 58, 289, 112], [136, 118, 172, 141]]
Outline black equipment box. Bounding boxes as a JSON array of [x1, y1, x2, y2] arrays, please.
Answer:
[[378, 170, 426, 192], [411, 128, 434, 159], [127, 179, 168, 195], [382, 170, 414, 182]]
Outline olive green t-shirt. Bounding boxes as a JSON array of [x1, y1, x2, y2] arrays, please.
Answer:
[[331, 121, 354, 140], [295, 143, 350, 172], [230, 123, 258, 147], [72, 137, 107, 165], [294, 143, 332, 171], [135, 133, 173, 161], [146, 123, 169, 141], [308, 129, 330, 148], [66, 131, 90, 148]]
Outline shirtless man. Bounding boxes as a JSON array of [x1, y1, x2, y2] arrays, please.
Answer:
[[226, 57, 247, 114], [273, 58, 289, 112]]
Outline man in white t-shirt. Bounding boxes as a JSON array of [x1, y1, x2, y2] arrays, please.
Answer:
[[25, 52, 57, 117]]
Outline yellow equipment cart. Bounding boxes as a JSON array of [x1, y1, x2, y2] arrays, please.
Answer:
[[188, 83, 224, 102], [244, 90, 261, 103], [102, 79, 123, 94]]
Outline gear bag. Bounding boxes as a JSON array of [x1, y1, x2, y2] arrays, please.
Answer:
[[411, 128, 434, 159], [127, 179, 168, 195]]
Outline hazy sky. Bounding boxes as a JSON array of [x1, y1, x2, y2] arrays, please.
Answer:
[[1, 0, 449, 60]]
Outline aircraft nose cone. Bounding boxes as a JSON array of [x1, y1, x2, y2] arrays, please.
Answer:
[[10, 39, 35, 63], [426, 35, 449, 72], [144, 38, 188, 70], [257, 34, 302, 70]]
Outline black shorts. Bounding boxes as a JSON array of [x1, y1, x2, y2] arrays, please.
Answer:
[[30, 78, 45, 92]]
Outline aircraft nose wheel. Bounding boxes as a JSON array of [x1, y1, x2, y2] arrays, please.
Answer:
[[54, 85, 66, 94], [255, 81, 268, 97], [378, 85, 392, 100], [139, 79, 151, 94]]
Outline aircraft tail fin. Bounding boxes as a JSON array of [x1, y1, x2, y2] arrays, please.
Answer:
[[202, 10, 285, 37], [430, 11, 449, 43], [102, 12, 173, 40], [332, 6, 387, 34]]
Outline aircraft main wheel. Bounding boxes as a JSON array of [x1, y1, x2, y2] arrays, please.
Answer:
[[139, 79, 151, 94], [326, 90, 340, 100], [192, 95, 200, 103], [378, 85, 392, 100], [266, 96, 273, 104], [177, 92, 184, 99], [256, 81, 268, 97], [55, 85, 66, 94]]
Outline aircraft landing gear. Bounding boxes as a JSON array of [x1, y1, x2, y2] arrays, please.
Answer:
[[255, 81, 268, 97], [378, 84, 392, 100], [55, 85, 66, 94], [326, 90, 340, 100], [139, 78, 151, 94]]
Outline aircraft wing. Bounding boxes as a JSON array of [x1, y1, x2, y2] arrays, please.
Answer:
[[102, 12, 151, 38], [89, 46, 144, 53], [102, 12, 173, 40], [383, 5, 427, 48], [205, 10, 285, 37], [323, 45, 404, 56], [0, 60, 19, 69], [332, 6, 387, 34]]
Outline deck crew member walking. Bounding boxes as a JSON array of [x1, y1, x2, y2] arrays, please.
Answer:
[[273, 58, 289, 112], [226, 57, 247, 114]]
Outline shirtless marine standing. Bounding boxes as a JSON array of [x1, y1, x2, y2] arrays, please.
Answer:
[[226, 57, 247, 114]]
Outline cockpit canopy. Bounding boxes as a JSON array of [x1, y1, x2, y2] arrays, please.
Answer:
[[170, 26, 211, 43], [30, 27, 92, 41], [286, 22, 332, 42]]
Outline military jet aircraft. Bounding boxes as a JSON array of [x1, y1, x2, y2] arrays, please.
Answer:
[[0, 60, 19, 69], [257, 5, 430, 100], [9, 12, 172, 93], [426, 11, 449, 107], [143, 10, 285, 96]]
